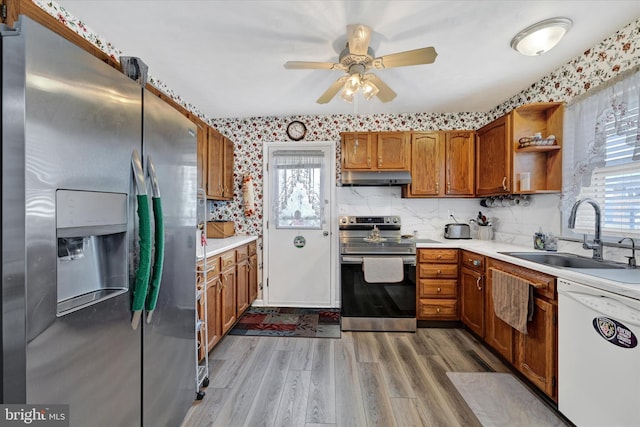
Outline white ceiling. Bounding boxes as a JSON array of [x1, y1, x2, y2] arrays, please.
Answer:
[[55, 1, 640, 119]]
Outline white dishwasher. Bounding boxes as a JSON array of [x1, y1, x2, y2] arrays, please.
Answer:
[[558, 278, 640, 427]]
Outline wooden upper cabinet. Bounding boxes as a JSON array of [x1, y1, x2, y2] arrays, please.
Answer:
[[476, 102, 563, 196], [445, 131, 475, 196], [342, 133, 373, 169], [341, 132, 408, 171], [206, 128, 224, 199], [476, 114, 512, 196], [206, 128, 234, 200], [407, 132, 442, 196], [222, 136, 234, 199], [375, 132, 409, 169], [404, 131, 474, 198]]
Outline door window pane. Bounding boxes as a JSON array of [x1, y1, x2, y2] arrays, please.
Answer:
[[271, 150, 325, 229]]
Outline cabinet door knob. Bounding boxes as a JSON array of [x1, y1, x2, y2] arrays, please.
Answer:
[[437, 255, 442, 259], [476, 275, 483, 291], [437, 287, 442, 292], [436, 269, 442, 275], [502, 176, 508, 191], [436, 307, 441, 313]]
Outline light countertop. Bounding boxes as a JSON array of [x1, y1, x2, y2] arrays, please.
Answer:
[[415, 239, 640, 300], [197, 234, 258, 259]]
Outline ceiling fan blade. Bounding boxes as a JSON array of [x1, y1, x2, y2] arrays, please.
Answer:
[[284, 61, 342, 70], [372, 47, 438, 69], [316, 76, 348, 104], [347, 24, 372, 56], [367, 74, 397, 103]]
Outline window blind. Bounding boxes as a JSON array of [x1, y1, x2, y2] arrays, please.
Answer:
[[573, 102, 640, 237]]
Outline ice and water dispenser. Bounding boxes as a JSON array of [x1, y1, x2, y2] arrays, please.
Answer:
[[56, 190, 129, 316]]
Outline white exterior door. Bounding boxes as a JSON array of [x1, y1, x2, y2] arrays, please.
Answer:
[[263, 142, 336, 307]]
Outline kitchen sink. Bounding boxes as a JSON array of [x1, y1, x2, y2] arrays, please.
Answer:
[[413, 238, 442, 244], [499, 252, 627, 269]]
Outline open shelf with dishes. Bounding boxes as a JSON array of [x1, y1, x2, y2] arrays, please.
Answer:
[[511, 102, 563, 194]]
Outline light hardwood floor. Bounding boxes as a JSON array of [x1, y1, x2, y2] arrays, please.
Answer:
[[181, 328, 553, 427]]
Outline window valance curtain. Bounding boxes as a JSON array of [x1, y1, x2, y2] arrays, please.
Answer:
[[562, 69, 640, 236]]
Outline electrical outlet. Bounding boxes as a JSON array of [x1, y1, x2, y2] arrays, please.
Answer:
[[448, 209, 454, 219]]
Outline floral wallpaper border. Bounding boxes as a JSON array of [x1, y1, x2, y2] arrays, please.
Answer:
[[31, 1, 640, 236]]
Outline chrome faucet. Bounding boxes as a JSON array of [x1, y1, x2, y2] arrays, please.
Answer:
[[568, 198, 603, 260], [618, 237, 637, 268]]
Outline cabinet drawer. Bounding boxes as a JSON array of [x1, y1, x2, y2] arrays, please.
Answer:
[[236, 244, 249, 262], [220, 250, 236, 269], [419, 263, 458, 279], [248, 241, 257, 257], [418, 249, 458, 263], [418, 299, 458, 319], [205, 256, 220, 275], [418, 279, 457, 298], [461, 250, 485, 271]]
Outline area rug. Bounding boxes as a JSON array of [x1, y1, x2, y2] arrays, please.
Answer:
[[446, 372, 567, 427], [228, 307, 341, 338]]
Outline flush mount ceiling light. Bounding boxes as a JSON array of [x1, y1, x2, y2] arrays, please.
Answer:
[[511, 17, 572, 56]]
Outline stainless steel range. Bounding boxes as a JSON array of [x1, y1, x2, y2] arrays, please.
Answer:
[[339, 215, 416, 332]]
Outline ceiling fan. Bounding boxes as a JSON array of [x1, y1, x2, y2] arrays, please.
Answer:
[[284, 24, 437, 104]]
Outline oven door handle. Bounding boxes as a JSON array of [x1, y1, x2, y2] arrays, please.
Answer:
[[341, 256, 416, 266]]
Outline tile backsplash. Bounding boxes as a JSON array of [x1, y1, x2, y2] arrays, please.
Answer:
[[337, 187, 562, 245]]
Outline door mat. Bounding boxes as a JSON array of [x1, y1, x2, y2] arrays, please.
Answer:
[[446, 372, 567, 426], [228, 307, 341, 338]]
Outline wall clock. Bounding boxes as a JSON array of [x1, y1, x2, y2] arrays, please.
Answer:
[[286, 120, 307, 141]]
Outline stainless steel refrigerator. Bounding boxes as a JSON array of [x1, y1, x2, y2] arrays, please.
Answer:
[[1, 16, 197, 426]]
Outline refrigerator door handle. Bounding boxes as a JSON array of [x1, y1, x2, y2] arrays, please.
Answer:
[[131, 149, 152, 329], [145, 156, 165, 323]]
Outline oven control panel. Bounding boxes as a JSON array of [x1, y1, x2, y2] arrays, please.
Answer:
[[339, 215, 400, 226]]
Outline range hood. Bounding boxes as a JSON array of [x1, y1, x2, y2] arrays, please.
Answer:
[[340, 170, 412, 186]]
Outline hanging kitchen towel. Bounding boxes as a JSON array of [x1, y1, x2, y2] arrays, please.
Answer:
[[363, 257, 404, 283], [490, 268, 534, 335]]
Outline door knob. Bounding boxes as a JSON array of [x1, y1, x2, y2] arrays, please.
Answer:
[[323, 231, 329, 236]]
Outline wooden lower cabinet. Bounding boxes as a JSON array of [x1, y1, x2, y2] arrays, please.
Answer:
[[460, 266, 484, 337], [236, 259, 250, 314], [417, 248, 459, 320], [196, 240, 259, 359], [235, 242, 255, 316], [485, 258, 557, 401], [515, 297, 557, 400], [205, 276, 222, 351], [484, 268, 515, 362], [249, 254, 258, 302], [220, 265, 237, 334]]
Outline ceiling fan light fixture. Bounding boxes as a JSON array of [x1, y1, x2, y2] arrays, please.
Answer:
[[361, 80, 379, 100], [344, 73, 362, 94], [340, 88, 355, 103], [511, 17, 572, 56]]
